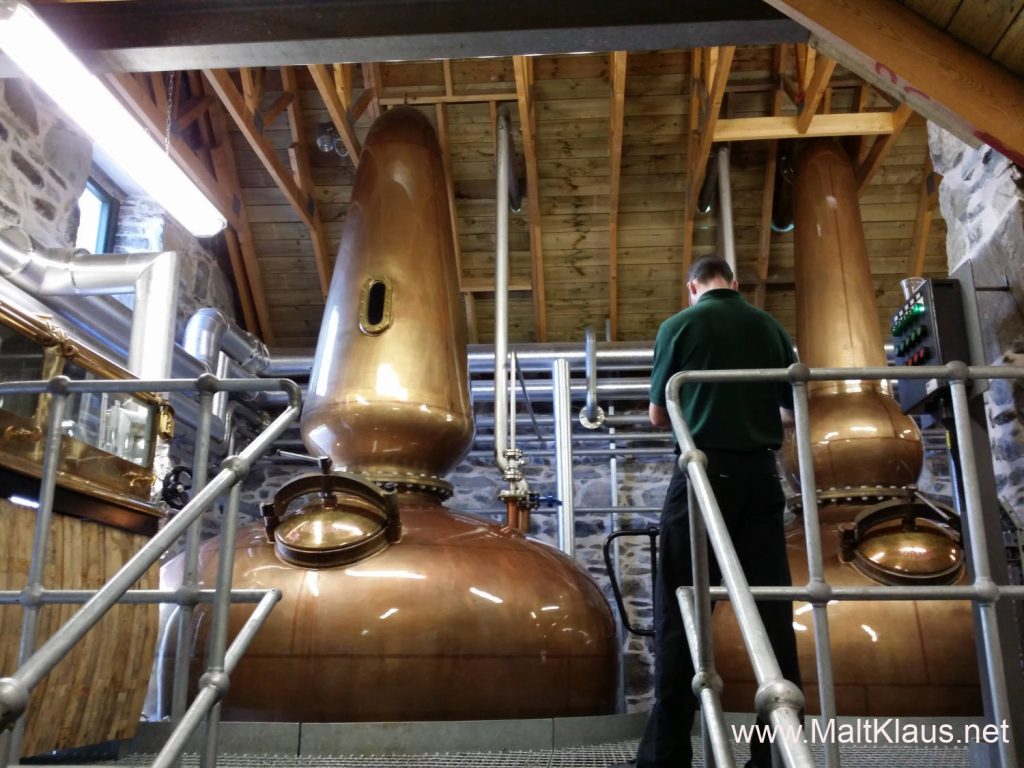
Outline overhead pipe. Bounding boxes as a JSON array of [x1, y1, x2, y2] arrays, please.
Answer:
[[182, 307, 270, 375], [0, 226, 179, 379], [716, 145, 737, 274], [579, 325, 606, 429]]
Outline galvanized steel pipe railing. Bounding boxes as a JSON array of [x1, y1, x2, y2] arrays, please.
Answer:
[[665, 362, 1024, 768], [0, 374, 301, 766]]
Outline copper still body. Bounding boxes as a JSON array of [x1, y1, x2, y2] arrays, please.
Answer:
[[157, 107, 617, 722], [715, 140, 979, 715]]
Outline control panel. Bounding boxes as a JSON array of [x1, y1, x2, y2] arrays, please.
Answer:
[[891, 279, 970, 414]]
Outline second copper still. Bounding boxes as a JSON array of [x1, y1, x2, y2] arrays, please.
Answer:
[[713, 140, 979, 715], [155, 107, 617, 721]]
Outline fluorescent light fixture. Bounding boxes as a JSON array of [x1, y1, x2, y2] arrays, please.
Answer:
[[0, 1, 226, 237]]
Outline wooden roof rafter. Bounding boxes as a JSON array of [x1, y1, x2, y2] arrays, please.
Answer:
[[104, 70, 273, 340], [683, 46, 736, 281], [281, 66, 335, 298], [204, 67, 333, 297], [754, 45, 785, 310], [760, 0, 1024, 166], [513, 54, 547, 342], [907, 156, 941, 278], [309, 64, 363, 163], [607, 50, 627, 341], [855, 101, 914, 192], [362, 62, 383, 121]]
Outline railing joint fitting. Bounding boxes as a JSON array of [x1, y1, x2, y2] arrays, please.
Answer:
[[221, 454, 251, 481], [692, 670, 724, 696], [945, 360, 970, 382], [46, 374, 71, 395], [754, 679, 804, 720], [197, 372, 220, 393], [787, 362, 811, 383], [198, 670, 231, 700], [680, 448, 706, 470], [0, 677, 29, 729], [974, 578, 1000, 603], [19, 584, 43, 608]]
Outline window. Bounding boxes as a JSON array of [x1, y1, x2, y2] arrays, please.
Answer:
[[75, 179, 118, 253]]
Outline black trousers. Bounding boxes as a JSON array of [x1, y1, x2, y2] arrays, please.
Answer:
[[635, 449, 802, 768]]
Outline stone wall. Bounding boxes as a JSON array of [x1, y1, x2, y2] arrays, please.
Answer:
[[0, 80, 91, 246], [928, 123, 1024, 583]]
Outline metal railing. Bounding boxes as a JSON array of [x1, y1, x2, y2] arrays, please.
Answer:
[[0, 374, 302, 768], [665, 362, 1024, 768]]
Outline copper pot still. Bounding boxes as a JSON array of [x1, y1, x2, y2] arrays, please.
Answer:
[[155, 107, 617, 722], [716, 139, 979, 716]]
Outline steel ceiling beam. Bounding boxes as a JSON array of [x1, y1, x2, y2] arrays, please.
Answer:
[[0, 0, 808, 75]]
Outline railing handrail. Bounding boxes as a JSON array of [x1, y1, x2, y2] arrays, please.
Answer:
[[0, 375, 301, 768], [664, 362, 1024, 768]]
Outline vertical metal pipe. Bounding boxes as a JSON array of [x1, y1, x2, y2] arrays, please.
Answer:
[[791, 380, 840, 768], [171, 390, 214, 722], [127, 252, 180, 380], [199, 481, 242, 768], [949, 378, 1018, 768], [552, 358, 575, 555], [493, 109, 511, 473], [508, 350, 517, 451], [717, 146, 736, 274], [2, 385, 67, 766], [688, 481, 717, 766]]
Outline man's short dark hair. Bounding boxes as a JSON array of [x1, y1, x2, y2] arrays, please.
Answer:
[[688, 255, 734, 284]]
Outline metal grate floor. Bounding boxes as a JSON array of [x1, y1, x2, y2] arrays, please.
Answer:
[[100, 738, 975, 767]]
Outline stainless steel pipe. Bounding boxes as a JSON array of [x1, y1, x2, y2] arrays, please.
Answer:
[[552, 359, 576, 556]]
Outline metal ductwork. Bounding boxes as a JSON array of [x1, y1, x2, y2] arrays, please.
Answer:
[[0, 226, 179, 380]]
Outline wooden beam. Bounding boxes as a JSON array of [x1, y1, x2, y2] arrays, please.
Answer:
[[435, 102, 476, 343], [261, 92, 295, 129], [362, 62, 382, 121], [760, 0, 1024, 166], [105, 73, 234, 228], [443, 59, 455, 97], [174, 94, 216, 133], [796, 53, 837, 133], [333, 63, 353, 110], [239, 67, 264, 113], [195, 72, 276, 343], [608, 50, 627, 342], [513, 55, 547, 342], [714, 110, 899, 142], [281, 67, 333, 297], [907, 156, 940, 277], [308, 64, 363, 164], [204, 69, 320, 237], [682, 47, 703, 282], [855, 102, 914, 192], [756, 47, 784, 310], [687, 47, 735, 217], [854, 82, 873, 162], [379, 92, 519, 106]]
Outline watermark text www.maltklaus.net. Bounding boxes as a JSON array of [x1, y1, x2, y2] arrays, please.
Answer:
[[732, 718, 1012, 746]]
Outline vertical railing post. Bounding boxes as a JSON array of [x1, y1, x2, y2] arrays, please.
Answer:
[[1, 377, 69, 766], [790, 367, 840, 768], [687, 476, 718, 766], [948, 370, 1018, 768], [198, 478, 243, 768], [552, 358, 575, 555], [172, 386, 215, 722]]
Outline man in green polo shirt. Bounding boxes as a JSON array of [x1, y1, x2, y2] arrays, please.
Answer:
[[625, 255, 802, 768]]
